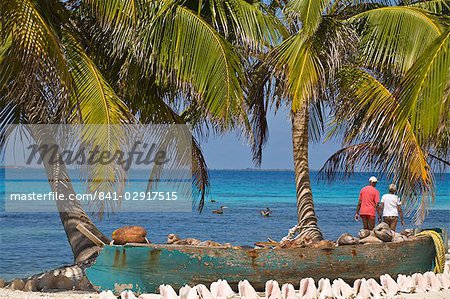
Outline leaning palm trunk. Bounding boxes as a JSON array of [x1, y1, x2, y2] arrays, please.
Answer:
[[291, 106, 323, 242], [29, 125, 110, 263]]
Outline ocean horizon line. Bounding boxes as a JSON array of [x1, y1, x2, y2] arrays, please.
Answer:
[[2, 165, 449, 174]]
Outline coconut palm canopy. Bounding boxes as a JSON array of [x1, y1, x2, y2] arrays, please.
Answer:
[[0, 0, 286, 213], [0, 0, 284, 261], [321, 0, 449, 223]]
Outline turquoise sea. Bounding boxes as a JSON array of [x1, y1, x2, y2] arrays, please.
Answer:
[[0, 170, 449, 280]]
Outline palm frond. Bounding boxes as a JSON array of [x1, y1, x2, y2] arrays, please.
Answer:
[[395, 30, 450, 150], [286, 0, 331, 34], [270, 32, 323, 111], [81, 0, 143, 58], [330, 67, 434, 223], [134, 3, 248, 132], [0, 0, 68, 73], [408, 0, 450, 14], [64, 31, 130, 126], [83, 0, 138, 29], [191, 137, 209, 212], [349, 6, 445, 75], [63, 30, 132, 218], [0, 31, 13, 88], [269, 16, 353, 111], [119, 73, 211, 212], [247, 62, 271, 166], [139, 97, 210, 212], [208, 0, 287, 52], [0, 0, 70, 119], [308, 100, 326, 143]]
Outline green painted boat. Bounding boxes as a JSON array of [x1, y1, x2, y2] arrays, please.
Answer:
[[85, 235, 438, 295]]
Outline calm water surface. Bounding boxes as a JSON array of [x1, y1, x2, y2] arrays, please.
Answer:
[[0, 170, 448, 280]]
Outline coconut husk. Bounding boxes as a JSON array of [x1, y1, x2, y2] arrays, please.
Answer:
[[274, 239, 292, 249], [359, 235, 383, 244], [112, 226, 148, 245], [400, 229, 413, 237], [198, 240, 223, 247], [358, 229, 371, 239], [392, 235, 407, 243], [309, 240, 335, 249], [373, 222, 393, 242], [375, 229, 393, 242], [374, 222, 390, 231], [337, 233, 359, 246], [391, 231, 402, 239]]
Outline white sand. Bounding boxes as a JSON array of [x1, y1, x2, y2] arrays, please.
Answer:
[[0, 289, 97, 298], [396, 290, 450, 298], [1, 289, 450, 298]]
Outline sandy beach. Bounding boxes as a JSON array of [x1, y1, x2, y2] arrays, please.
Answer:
[[1, 288, 450, 299], [0, 289, 97, 299]]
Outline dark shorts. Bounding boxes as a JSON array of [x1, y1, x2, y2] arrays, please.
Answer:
[[361, 215, 375, 220]]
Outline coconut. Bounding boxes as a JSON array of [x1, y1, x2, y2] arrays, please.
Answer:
[[359, 235, 383, 244], [337, 233, 359, 246], [112, 226, 148, 245], [358, 229, 371, 239]]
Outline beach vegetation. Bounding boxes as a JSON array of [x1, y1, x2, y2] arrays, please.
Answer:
[[255, 0, 449, 239], [0, 0, 283, 261]]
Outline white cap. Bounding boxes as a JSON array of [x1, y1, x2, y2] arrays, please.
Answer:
[[369, 176, 378, 183]]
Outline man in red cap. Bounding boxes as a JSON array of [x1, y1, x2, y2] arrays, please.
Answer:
[[355, 176, 380, 230]]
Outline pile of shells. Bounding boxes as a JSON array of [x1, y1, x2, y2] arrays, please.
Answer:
[[99, 263, 450, 299], [0, 264, 94, 292], [337, 223, 415, 246]]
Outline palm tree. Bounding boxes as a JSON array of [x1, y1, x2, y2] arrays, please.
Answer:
[[255, 0, 356, 242], [0, 0, 283, 262], [255, 0, 449, 240], [321, 1, 449, 223]]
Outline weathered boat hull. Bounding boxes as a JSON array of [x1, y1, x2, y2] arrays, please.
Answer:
[[85, 236, 436, 294]]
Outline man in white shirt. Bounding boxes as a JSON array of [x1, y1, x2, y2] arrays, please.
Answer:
[[378, 184, 405, 231]]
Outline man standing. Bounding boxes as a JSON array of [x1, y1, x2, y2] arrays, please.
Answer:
[[355, 176, 380, 230]]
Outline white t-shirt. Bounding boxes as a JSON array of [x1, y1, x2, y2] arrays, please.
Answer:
[[381, 194, 401, 217]]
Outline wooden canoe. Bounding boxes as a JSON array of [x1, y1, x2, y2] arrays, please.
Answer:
[[85, 235, 438, 295]]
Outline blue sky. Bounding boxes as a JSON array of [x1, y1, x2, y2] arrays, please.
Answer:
[[201, 106, 342, 170]]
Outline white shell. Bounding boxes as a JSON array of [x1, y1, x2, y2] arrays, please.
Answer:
[[317, 278, 333, 299], [196, 284, 214, 299], [160, 284, 179, 299], [238, 280, 259, 299], [121, 290, 138, 299], [265, 280, 282, 299], [380, 274, 399, 296], [299, 278, 317, 299], [180, 285, 199, 299], [281, 283, 297, 299]]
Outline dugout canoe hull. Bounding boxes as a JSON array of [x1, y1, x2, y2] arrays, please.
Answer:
[[85, 236, 437, 294]]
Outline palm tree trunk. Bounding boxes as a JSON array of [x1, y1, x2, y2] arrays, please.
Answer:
[[29, 125, 110, 263], [291, 106, 323, 242]]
